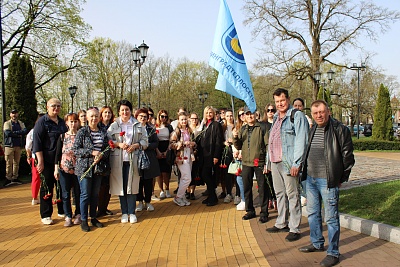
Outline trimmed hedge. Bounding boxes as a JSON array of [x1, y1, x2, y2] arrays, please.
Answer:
[[353, 139, 400, 151]]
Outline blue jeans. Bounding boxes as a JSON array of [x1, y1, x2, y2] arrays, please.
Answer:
[[236, 175, 245, 200], [79, 174, 102, 221], [119, 163, 136, 215], [59, 170, 80, 218], [306, 175, 340, 257]]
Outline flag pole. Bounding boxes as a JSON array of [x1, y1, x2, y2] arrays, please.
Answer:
[[231, 95, 235, 118]]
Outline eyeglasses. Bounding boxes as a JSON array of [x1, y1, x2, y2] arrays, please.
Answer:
[[267, 109, 276, 112], [190, 117, 198, 120], [148, 113, 154, 117], [160, 115, 168, 119], [138, 115, 148, 119], [49, 104, 61, 108]]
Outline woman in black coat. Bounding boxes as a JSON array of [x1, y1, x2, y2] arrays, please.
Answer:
[[199, 106, 223, 206], [135, 108, 160, 211]]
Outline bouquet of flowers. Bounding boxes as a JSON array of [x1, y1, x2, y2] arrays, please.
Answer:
[[80, 140, 115, 181], [52, 180, 62, 204]]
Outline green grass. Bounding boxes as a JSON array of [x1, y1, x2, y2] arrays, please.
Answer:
[[340, 180, 400, 227]]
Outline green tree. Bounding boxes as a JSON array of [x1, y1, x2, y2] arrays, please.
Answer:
[[5, 53, 37, 130], [373, 84, 393, 140]]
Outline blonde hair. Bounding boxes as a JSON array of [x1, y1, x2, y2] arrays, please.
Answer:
[[202, 106, 216, 124]]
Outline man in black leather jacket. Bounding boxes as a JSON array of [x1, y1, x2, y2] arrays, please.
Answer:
[[299, 100, 355, 267]]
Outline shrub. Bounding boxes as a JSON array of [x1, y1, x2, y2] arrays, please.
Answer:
[[353, 139, 400, 150]]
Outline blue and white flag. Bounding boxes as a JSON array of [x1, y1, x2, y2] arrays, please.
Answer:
[[209, 0, 256, 112]]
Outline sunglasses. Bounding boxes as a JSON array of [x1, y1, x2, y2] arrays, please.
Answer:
[[138, 115, 148, 119], [190, 117, 198, 120], [267, 109, 276, 112], [239, 113, 244, 116], [49, 104, 61, 108], [160, 115, 168, 119], [148, 113, 154, 117]]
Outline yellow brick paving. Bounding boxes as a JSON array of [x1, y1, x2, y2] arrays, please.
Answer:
[[0, 179, 270, 267]]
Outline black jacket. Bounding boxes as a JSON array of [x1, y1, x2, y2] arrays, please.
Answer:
[[199, 121, 223, 160], [301, 117, 355, 188]]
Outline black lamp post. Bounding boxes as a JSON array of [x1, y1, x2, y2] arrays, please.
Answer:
[[198, 92, 208, 113], [350, 63, 366, 139], [314, 69, 335, 101], [131, 41, 149, 109], [68, 86, 77, 112]]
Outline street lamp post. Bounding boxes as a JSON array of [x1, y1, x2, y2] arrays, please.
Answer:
[[198, 92, 208, 114], [68, 86, 77, 112], [131, 41, 149, 109], [314, 69, 335, 101], [350, 63, 366, 139]]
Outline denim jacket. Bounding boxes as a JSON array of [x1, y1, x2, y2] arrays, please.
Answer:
[[268, 106, 309, 174]]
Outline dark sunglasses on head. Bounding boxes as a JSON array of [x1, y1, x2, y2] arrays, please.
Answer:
[[160, 115, 168, 119], [267, 109, 276, 112], [239, 113, 244, 116], [148, 113, 154, 117]]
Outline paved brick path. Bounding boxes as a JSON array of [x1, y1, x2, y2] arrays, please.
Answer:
[[0, 152, 399, 266]]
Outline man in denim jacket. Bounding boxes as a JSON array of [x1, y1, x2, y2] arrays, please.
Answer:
[[266, 88, 309, 242]]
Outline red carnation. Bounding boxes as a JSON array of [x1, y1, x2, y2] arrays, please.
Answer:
[[156, 130, 159, 134], [119, 131, 125, 136], [183, 156, 188, 160], [108, 140, 115, 149], [254, 158, 259, 167]]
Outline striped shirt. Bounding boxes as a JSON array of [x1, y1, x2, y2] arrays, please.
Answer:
[[90, 130, 103, 152], [307, 126, 327, 178]]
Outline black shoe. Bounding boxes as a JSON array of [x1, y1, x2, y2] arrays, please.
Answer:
[[201, 190, 209, 196], [190, 193, 196, 200], [96, 211, 106, 218], [4, 179, 12, 187], [206, 201, 218, 206], [202, 198, 209, 204], [185, 192, 190, 199], [285, 232, 301, 242], [218, 192, 226, 199], [266, 226, 290, 233], [242, 212, 256, 220], [299, 244, 324, 253], [320, 255, 339, 267], [91, 218, 104, 228], [12, 179, 23, 185], [259, 216, 269, 224], [81, 220, 90, 232], [105, 209, 113, 215], [173, 187, 179, 194]]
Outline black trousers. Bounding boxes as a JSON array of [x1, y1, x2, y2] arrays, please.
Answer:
[[241, 165, 270, 217], [137, 177, 153, 203], [201, 156, 218, 203], [40, 163, 64, 218], [97, 175, 111, 214]]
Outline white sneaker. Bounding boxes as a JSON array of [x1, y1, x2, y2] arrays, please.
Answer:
[[129, 214, 137, 224], [32, 198, 39, 205], [173, 197, 185, 207], [233, 196, 241, 205], [224, 194, 233, 203], [236, 200, 245, 211], [121, 214, 129, 223], [58, 214, 65, 218], [136, 202, 144, 212], [165, 190, 172, 198], [151, 194, 160, 201], [160, 191, 166, 199], [182, 198, 191, 206], [41, 217, 53, 225], [146, 203, 155, 211]]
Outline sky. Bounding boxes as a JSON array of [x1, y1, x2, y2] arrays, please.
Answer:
[[81, 0, 400, 85]]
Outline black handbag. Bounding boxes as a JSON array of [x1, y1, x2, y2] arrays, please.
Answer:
[[166, 148, 176, 165], [138, 149, 151, 170], [94, 160, 110, 176]]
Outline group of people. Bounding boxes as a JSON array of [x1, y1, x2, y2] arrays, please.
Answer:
[[3, 87, 355, 267]]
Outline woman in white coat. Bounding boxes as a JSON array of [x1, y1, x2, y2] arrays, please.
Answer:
[[108, 100, 148, 224]]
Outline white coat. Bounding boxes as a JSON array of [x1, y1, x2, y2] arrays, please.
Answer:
[[107, 117, 148, 196]]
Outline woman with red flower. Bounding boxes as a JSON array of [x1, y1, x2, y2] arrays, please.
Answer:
[[108, 100, 148, 224], [73, 107, 110, 232], [199, 106, 223, 206], [170, 112, 197, 206]]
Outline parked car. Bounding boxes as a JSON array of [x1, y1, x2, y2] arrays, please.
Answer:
[[363, 124, 373, 137], [347, 125, 364, 135]]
